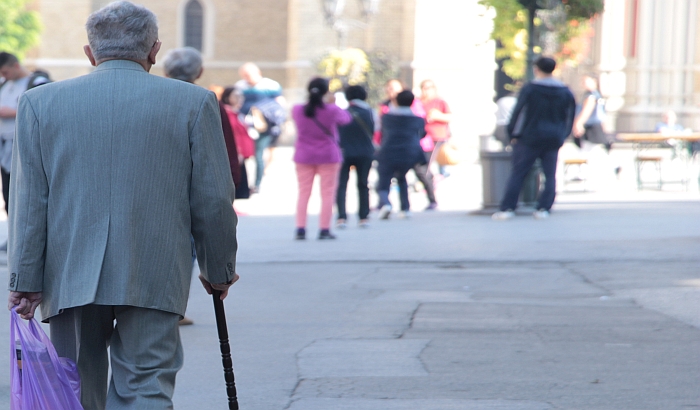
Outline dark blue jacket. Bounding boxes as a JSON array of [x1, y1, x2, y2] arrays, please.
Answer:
[[378, 110, 426, 166], [338, 102, 375, 159], [508, 78, 576, 149]]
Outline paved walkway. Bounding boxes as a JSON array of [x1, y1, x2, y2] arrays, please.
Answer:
[[0, 144, 698, 409]]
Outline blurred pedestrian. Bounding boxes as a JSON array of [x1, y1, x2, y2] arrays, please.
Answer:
[[655, 110, 684, 134], [292, 77, 351, 240], [494, 89, 518, 147], [419, 79, 452, 181], [0, 52, 51, 251], [7, 2, 239, 408], [222, 86, 254, 199], [235, 62, 285, 193], [336, 85, 375, 229], [376, 90, 426, 219], [573, 74, 610, 149], [377, 79, 436, 211], [163, 47, 241, 189], [492, 57, 575, 220]]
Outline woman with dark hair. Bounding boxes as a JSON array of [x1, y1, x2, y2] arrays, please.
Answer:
[[292, 78, 352, 240], [336, 84, 375, 229]]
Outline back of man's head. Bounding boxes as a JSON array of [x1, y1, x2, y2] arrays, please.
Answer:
[[534, 57, 556, 75], [86, 1, 158, 62], [239, 62, 262, 85], [0, 52, 19, 69], [344, 85, 367, 102], [163, 47, 202, 83], [396, 90, 414, 107]]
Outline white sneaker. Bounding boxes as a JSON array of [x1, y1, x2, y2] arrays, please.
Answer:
[[379, 204, 392, 220], [533, 209, 550, 219], [492, 210, 515, 220], [399, 210, 411, 219]]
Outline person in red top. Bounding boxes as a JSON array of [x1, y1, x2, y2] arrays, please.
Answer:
[[420, 79, 452, 179], [222, 86, 254, 199]]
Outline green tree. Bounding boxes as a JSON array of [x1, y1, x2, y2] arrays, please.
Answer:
[[479, 0, 603, 79], [0, 0, 42, 59], [318, 48, 398, 108]]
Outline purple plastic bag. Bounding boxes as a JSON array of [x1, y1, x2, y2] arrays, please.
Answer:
[[10, 308, 84, 410]]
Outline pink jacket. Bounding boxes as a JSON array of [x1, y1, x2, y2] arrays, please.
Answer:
[[292, 104, 352, 164]]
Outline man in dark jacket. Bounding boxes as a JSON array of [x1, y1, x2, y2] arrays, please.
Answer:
[[493, 57, 575, 220], [337, 85, 375, 228], [376, 90, 426, 219]]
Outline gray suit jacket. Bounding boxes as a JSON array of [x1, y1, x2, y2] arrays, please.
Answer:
[[7, 60, 238, 320]]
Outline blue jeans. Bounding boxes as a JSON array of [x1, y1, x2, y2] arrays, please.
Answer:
[[254, 133, 273, 188], [500, 143, 558, 211]]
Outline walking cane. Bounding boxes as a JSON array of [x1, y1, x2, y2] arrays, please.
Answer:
[[213, 290, 239, 410]]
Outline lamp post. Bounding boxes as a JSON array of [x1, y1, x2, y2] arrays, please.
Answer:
[[321, 0, 380, 48], [517, 0, 562, 81]]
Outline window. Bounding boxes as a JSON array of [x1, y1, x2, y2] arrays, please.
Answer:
[[184, 0, 204, 51]]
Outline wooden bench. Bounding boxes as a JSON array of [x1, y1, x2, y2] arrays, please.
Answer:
[[635, 156, 662, 190], [563, 158, 588, 191]]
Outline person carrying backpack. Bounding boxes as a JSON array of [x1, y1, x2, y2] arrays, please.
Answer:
[[0, 52, 51, 251]]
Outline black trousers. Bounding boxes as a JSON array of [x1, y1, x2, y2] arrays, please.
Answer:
[[336, 156, 373, 220], [500, 143, 558, 212], [1, 167, 9, 215], [377, 161, 412, 211], [412, 160, 436, 204]]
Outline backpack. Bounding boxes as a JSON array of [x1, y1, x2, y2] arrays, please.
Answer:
[[0, 70, 52, 92], [27, 70, 52, 89], [249, 98, 286, 139]]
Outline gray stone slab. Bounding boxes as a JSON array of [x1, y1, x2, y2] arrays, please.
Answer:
[[375, 290, 472, 303], [298, 339, 430, 378], [614, 287, 700, 328], [289, 398, 553, 410]]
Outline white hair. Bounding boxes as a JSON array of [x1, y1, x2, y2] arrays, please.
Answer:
[[86, 1, 158, 62], [162, 47, 203, 83]]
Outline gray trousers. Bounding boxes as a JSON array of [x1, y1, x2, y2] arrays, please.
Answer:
[[49, 305, 183, 410]]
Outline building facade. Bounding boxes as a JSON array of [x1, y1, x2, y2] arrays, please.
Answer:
[[593, 0, 700, 132], [24, 0, 498, 144]]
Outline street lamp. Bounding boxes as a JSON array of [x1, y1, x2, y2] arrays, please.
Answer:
[[517, 0, 562, 81], [358, 0, 380, 19], [322, 0, 346, 26], [321, 0, 380, 48]]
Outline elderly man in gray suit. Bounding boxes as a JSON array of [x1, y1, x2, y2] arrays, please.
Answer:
[[6, 2, 238, 409]]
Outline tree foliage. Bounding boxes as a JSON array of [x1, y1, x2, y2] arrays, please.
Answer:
[[318, 48, 398, 107], [480, 0, 603, 79], [0, 0, 42, 59]]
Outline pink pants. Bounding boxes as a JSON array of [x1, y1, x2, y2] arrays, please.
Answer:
[[295, 162, 341, 230]]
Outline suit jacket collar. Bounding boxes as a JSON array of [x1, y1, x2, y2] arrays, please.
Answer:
[[94, 59, 147, 72]]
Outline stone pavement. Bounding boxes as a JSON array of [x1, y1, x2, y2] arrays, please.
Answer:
[[0, 144, 699, 409]]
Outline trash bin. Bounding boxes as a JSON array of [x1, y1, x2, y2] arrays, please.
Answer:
[[480, 137, 540, 210], [480, 150, 513, 209]]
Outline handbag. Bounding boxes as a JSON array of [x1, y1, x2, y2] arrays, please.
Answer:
[[435, 142, 460, 166], [420, 135, 435, 152], [10, 309, 84, 409]]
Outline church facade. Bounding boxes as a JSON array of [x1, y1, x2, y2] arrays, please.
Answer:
[[22, 0, 700, 136], [25, 0, 497, 142]]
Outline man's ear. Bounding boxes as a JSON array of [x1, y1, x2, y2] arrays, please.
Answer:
[[196, 67, 204, 81], [148, 41, 161, 65], [84, 45, 97, 67]]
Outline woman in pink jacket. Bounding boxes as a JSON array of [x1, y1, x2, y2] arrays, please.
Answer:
[[292, 78, 352, 240]]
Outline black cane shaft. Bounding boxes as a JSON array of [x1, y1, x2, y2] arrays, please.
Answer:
[[213, 290, 239, 410]]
